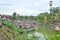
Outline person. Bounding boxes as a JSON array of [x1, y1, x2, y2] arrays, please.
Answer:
[[0, 15, 1, 18], [32, 24, 35, 28], [0, 22, 2, 28], [0, 32, 2, 38]]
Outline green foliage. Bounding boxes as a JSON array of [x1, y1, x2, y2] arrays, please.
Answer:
[[1, 25, 60, 40]]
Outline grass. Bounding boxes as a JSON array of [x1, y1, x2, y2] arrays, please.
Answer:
[[0, 25, 60, 40], [37, 26, 60, 40]]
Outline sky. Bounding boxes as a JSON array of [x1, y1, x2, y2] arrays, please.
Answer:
[[0, 0, 60, 16]]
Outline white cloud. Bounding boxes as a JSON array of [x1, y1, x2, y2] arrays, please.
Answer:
[[0, 0, 60, 16]]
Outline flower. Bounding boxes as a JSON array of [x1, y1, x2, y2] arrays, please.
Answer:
[[27, 34, 33, 39], [34, 32, 41, 37], [38, 37, 46, 40], [34, 32, 46, 40], [27, 32, 46, 40]]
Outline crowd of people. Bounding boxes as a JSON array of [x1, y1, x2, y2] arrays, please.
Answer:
[[14, 19, 36, 29], [0, 15, 36, 30]]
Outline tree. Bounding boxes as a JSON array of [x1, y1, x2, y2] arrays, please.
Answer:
[[28, 16, 35, 20], [16, 14, 20, 19], [50, 7, 60, 15], [37, 12, 48, 22], [12, 12, 17, 20], [24, 16, 28, 19], [50, 7, 60, 21]]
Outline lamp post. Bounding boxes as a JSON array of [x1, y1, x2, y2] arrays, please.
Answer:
[[49, 0, 53, 21], [49, 0, 53, 14], [49, 0, 53, 28]]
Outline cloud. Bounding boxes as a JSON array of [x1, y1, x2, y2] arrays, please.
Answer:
[[0, 0, 60, 16]]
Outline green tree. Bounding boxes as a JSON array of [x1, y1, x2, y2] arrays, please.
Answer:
[[12, 12, 17, 20], [28, 16, 35, 20], [16, 14, 20, 19], [50, 7, 60, 21], [50, 7, 60, 15], [37, 12, 48, 22]]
